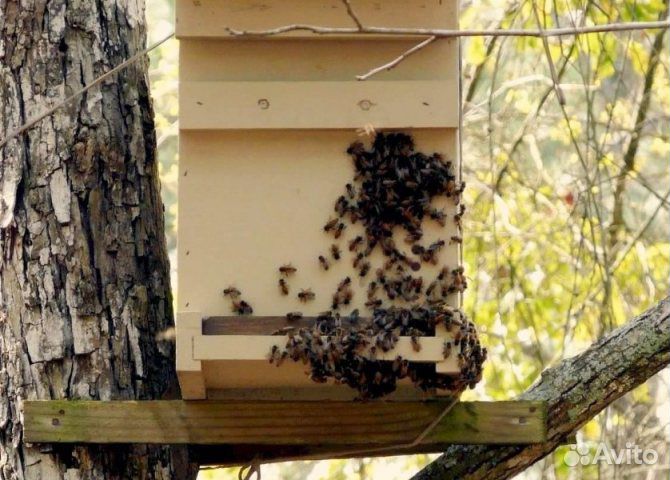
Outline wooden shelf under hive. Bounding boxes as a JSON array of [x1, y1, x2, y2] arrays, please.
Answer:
[[23, 399, 547, 465], [177, 312, 467, 400]]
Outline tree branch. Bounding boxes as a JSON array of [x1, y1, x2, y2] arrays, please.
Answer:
[[224, 20, 670, 39], [608, 5, 669, 247], [411, 297, 670, 480], [356, 36, 437, 80]]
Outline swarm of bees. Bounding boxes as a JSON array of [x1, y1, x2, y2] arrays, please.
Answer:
[[226, 132, 483, 398], [268, 303, 486, 399]]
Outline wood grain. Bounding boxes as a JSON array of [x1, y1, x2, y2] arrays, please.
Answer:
[[24, 400, 546, 446]]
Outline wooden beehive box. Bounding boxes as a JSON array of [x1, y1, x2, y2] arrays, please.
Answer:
[[176, 0, 463, 400]]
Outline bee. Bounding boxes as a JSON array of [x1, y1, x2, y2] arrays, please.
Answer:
[[334, 195, 349, 217], [342, 289, 353, 305], [411, 244, 425, 256], [330, 244, 341, 261], [338, 276, 352, 290], [353, 252, 365, 269], [334, 222, 346, 239], [324, 217, 339, 232], [365, 298, 382, 309], [425, 280, 438, 297], [443, 341, 452, 359], [286, 311, 303, 321], [346, 183, 356, 199], [279, 264, 297, 276], [454, 204, 466, 229], [359, 261, 371, 277], [348, 309, 360, 324], [410, 335, 422, 352], [429, 208, 447, 227], [449, 235, 463, 245], [223, 286, 241, 298], [367, 281, 378, 300], [278, 278, 289, 295], [232, 300, 253, 316], [404, 230, 423, 244], [298, 289, 315, 302], [376, 268, 387, 285], [349, 235, 364, 252], [318, 255, 330, 271]]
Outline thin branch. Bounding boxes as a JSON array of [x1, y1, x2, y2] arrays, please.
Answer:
[[532, 1, 567, 105], [356, 36, 436, 81], [224, 19, 670, 39], [341, 0, 363, 30]]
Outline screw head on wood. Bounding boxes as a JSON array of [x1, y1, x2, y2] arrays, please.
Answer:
[[358, 99, 373, 111], [258, 98, 270, 110]]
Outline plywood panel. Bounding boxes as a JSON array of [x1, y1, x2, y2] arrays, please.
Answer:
[[180, 81, 458, 129], [177, 129, 459, 318], [179, 39, 458, 82], [176, 0, 458, 39]]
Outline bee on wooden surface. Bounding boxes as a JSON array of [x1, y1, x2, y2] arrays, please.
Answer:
[[223, 286, 241, 298], [376, 268, 387, 285], [278, 278, 289, 295], [323, 217, 339, 233], [359, 261, 371, 277], [298, 289, 315, 302], [367, 281, 378, 300], [338, 276, 352, 290], [443, 341, 452, 359], [272, 326, 296, 336], [349, 235, 364, 252], [334, 195, 349, 217], [318, 255, 330, 271], [334, 222, 346, 239], [330, 244, 341, 261], [411, 335, 422, 352], [425, 280, 438, 297], [454, 204, 466, 229], [279, 264, 297, 276], [429, 208, 447, 227], [353, 252, 365, 269], [342, 289, 353, 305], [449, 235, 463, 245], [348, 309, 360, 325], [346, 183, 356, 199], [286, 311, 303, 321], [404, 230, 423, 244], [365, 298, 382, 309], [232, 300, 253, 316]]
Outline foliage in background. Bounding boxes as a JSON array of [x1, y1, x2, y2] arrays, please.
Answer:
[[146, 0, 669, 478]]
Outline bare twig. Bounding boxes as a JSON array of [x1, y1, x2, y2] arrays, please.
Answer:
[[224, 19, 670, 39], [341, 0, 363, 30], [356, 36, 436, 80], [532, 2, 566, 105]]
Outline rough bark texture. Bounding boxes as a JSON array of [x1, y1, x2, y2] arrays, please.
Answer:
[[0, 1, 196, 478], [411, 297, 670, 480]]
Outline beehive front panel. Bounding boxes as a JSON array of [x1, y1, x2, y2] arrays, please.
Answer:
[[177, 0, 467, 398]]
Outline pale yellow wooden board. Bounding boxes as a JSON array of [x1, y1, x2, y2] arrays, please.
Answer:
[[177, 129, 459, 318], [175, 0, 458, 39], [194, 335, 457, 365], [180, 80, 458, 129], [179, 38, 458, 82]]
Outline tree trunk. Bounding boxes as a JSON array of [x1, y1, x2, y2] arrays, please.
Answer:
[[0, 1, 197, 478], [411, 297, 670, 480]]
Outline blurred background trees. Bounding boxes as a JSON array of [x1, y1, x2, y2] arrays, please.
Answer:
[[146, 0, 669, 478]]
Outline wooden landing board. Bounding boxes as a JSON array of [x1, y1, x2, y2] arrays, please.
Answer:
[[24, 400, 546, 446]]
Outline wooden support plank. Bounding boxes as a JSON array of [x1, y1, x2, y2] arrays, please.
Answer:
[[24, 400, 546, 446], [175, 0, 458, 39], [179, 81, 459, 130], [193, 335, 458, 369]]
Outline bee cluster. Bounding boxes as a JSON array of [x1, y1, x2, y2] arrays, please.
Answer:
[[269, 304, 485, 399], [224, 132, 485, 398], [270, 132, 485, 399]]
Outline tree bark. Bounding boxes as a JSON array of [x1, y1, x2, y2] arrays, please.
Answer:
[[0, 1, 197, 478], [411, 297, 670, 480]]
